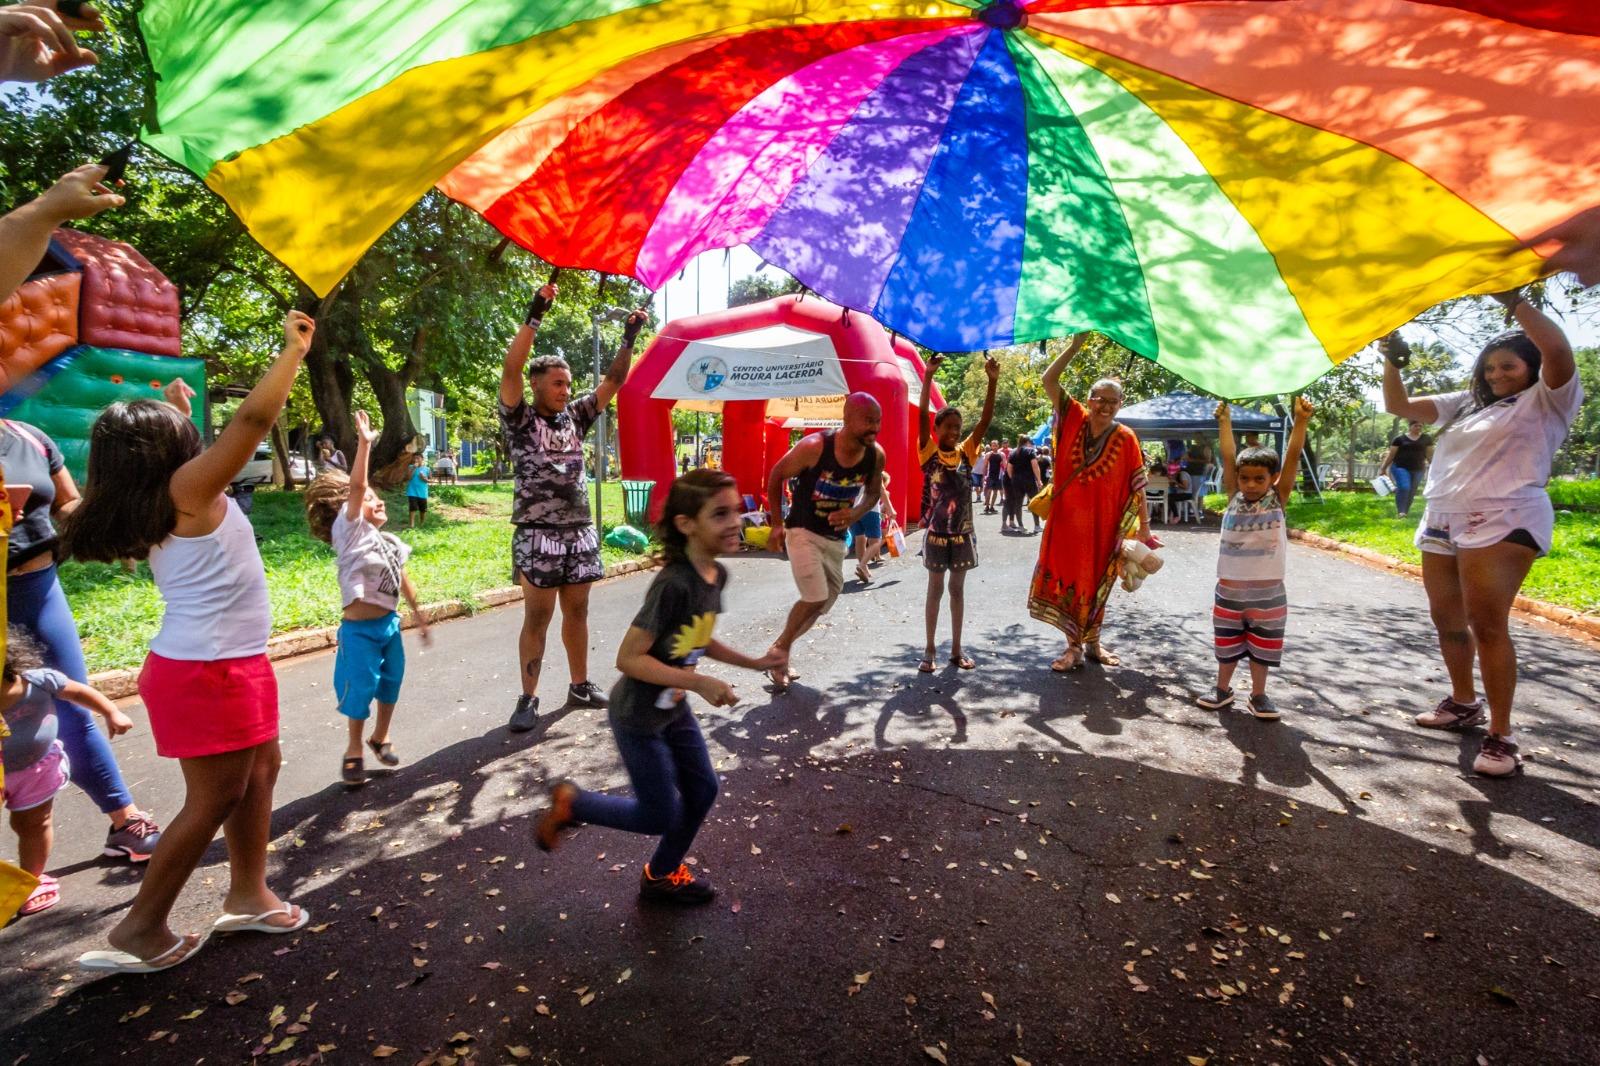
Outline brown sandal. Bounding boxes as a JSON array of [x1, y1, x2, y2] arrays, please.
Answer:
[[341, 756, 366, 786]]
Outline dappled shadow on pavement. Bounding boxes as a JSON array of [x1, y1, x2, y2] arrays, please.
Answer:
[[5, 551, 1600, 1062], [3, 744, 1598, 1065]]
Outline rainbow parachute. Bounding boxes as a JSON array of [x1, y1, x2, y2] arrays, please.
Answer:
[[137, 1, 1598, 397]]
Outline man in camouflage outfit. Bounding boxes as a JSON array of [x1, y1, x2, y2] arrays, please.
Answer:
[[500, 280, 645, 732]]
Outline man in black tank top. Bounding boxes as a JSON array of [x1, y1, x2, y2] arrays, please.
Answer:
[[762, 394, 886, 689]]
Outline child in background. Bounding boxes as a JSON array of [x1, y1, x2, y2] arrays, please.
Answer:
[[2, 627, 132, 916], [534, 470, 784, 905], [63, 311, 317, 974], [305, 412, 432, 786], [916, 355, 998, 673], [851, 471, 896, 584], [1199, 397, 1314, 719], [405, 454, 430, 528]]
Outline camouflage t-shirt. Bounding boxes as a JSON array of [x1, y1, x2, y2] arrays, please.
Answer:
[[501, 393, 601, 528]]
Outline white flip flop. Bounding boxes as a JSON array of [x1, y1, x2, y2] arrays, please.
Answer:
[[79, 932, 208, 974], [212, 902, 310, 935]]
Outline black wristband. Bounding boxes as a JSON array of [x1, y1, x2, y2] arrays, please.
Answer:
[[523, 302, 544, 327]]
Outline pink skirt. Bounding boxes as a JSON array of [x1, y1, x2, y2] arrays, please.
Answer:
[[138, 652, 279, 759]]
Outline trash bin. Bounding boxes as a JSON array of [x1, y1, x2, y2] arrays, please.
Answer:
[[621, 479, 655, 528]]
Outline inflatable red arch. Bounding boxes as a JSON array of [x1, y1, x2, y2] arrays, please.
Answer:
[[618, 295, 943, 527]]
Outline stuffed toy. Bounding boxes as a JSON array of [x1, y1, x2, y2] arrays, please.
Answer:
[[1119, 538, 1164, 592]]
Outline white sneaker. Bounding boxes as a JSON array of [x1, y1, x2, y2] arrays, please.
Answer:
[[1472, 734, 1521, 777]]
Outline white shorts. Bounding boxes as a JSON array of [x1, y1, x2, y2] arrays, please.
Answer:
[[786, 526, 846, 611], [1415, 498, 1553, 557]]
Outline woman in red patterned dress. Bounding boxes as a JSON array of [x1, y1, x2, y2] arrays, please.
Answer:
[[1028, 335, 1154, 673]]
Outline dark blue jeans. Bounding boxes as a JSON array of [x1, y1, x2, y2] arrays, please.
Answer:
[[8, 564, 134, 813], [570, 708, 719, 874]]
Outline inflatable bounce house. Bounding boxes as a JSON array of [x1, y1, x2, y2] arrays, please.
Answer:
[[0, 228, 201, 480], [619, 295, 943, 526]]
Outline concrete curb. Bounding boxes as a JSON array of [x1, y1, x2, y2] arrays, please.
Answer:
[[1287, 528, 1600, 641], [89, 556, 662, 701]]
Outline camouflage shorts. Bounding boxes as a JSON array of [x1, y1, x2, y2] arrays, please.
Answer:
[[513, 525, 604, 589]]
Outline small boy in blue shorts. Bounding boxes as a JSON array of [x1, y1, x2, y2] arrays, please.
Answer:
[[1199, 398, 1313, 720], [306, 412, 431, 785]]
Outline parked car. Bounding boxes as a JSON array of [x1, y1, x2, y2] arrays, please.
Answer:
[[234, 445, 314, 487]]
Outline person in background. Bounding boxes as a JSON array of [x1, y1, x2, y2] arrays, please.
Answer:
[[1376, 419, 1433, 518], [405, 454, 429, 529], [1003, 433, 1042, 534], [851, 471, 896, 584], [315, 437, 347, 474], [980, 441, 1004, 514]]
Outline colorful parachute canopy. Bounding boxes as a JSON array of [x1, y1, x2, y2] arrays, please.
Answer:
[[137, 1, 1598, 397]]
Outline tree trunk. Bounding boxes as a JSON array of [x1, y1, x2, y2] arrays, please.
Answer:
[[1346, 422, 1357, 488], [298, 285, 358, 458], [270, 420, 296, 490]]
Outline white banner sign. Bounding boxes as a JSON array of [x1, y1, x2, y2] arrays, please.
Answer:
[[653, 324, 849, 401]]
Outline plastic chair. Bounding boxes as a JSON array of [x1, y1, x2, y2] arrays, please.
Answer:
[[1144, 488, 1168, 525]]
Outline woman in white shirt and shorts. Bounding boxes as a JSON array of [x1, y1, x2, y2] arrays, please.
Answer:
[[1380, 291, 1581, 777]]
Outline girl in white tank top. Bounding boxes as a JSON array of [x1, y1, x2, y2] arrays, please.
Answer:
[[61, 313, 316, 975]]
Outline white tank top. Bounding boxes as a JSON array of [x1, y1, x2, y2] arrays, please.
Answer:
[[148, 497, 272, 660]]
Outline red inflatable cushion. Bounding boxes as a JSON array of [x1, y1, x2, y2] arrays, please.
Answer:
[[53, 228, 180, 357], [0, 272, 81, 394]]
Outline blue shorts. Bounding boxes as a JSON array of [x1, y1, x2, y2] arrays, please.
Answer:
[[848, 511, 883, 540], [334, 613, 405, 720]]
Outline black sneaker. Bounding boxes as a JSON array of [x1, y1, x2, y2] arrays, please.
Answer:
[[508, 694, 540, 733], [568, 681, 609, 707], [1249, 693, 1281, 721], [1196, 686, 1234, 710], [639, 862, 716, 906]]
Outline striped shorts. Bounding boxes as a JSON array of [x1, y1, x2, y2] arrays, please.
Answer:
[[1213, 581, 1288, 666]]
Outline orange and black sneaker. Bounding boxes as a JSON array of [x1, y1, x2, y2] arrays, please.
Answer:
[[638, 862, 716, 905], [534, 782, 578, 852]]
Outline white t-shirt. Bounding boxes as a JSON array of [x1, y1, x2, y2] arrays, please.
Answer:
[[332, 510, 412, 611], [1424, 375, 1583, 512]]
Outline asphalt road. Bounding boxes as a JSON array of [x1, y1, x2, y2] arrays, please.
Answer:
[[3, 514, 1598, 1065]]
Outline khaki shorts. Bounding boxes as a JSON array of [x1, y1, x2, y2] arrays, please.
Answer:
[[786, 526, 846, 611]]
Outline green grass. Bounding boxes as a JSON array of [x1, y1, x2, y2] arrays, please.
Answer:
[[1203, 489, 1600, 614], [58, 481, 653, 674]]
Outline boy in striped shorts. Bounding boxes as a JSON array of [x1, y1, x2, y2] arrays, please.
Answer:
[[1199, 398, 1314, 720]]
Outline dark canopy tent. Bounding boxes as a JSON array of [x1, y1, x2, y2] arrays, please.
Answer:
[[1115, 392, 1283, 438]]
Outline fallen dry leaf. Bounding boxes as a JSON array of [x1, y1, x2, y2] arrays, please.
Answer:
[[506, 1047, 532, 1060], [1105, 893, 1121, 904], [855, 972, 873, 986], [930, 938, 945, 950], [924, 1047, 948, 1064], [580, 992, 596, 1007], [372, 1046, 398, 1058]]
